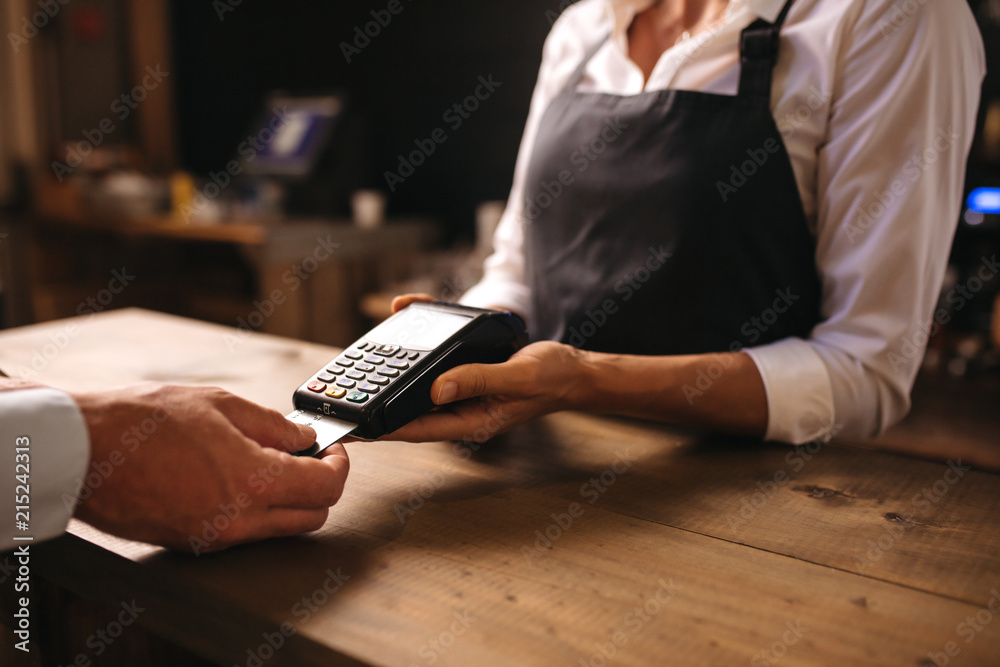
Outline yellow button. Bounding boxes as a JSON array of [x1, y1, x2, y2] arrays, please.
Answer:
[[325, 388, 347, 399]]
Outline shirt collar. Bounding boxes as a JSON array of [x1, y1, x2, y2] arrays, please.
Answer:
[[751, 0, 789, 23], [604, 0, 787, 34]]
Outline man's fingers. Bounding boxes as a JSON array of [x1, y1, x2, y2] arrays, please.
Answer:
[[280, 420, 318, 453], [240, 507, 332, 544], [391, 293, 435, 313], [262, 445, 350, 508], [318, 442, 352, 469], [211, 391, 316, 453]]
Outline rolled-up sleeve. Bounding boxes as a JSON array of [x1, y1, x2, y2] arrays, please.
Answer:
[[751, 0, 985, 443]]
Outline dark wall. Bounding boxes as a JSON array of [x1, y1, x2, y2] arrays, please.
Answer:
[[170, 0, 561, 241]]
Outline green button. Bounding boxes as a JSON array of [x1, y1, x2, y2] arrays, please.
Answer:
[[346, 391, 369, 403]]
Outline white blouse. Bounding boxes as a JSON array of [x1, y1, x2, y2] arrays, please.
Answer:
[[460, 0, 986, 443]]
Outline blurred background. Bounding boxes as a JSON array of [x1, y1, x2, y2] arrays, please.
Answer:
[[0, 0, 998, 410], [0, 0, 558, 346]]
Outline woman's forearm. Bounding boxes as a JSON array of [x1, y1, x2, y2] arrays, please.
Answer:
[[571, 351, 768, 437]]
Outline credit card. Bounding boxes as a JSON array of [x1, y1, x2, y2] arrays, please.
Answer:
[[285, 409, 357, 457]]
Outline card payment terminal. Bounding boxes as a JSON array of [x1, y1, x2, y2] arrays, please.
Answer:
[[286, 302, 527, 456]]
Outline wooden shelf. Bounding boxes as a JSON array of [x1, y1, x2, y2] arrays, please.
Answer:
[[19, 182, 441, 346]]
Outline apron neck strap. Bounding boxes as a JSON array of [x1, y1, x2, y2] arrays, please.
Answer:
[[737, 0, 796, 101]]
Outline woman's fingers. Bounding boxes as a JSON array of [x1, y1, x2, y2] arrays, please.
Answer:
[[430, 362, 524, 405], [387, 400, 515, 443], [391, 293, 436, 313]]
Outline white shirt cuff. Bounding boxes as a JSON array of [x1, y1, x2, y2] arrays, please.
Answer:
[[744, 338, 836, 444], [459, 281, 532, 319], [0, 388, 90, 549]]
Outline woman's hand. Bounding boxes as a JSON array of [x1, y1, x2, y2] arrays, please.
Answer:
[[387, 293, 579, 443], [391, 292, 436, 312], [384, 294, 768, 442], [387, 341, 587, 443]]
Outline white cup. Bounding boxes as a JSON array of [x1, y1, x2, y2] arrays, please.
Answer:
[[352, 190, 387, 229]]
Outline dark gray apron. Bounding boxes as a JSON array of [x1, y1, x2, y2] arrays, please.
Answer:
[[525, 0, 822, 356]]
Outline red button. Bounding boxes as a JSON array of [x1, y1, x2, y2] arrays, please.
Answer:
[[307, 381, 327, 393]]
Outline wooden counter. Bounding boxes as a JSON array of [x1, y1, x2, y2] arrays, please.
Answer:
[[1, 309, 998, 666]]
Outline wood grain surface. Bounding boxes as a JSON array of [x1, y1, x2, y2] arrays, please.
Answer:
[[2, 309, 998, 666]]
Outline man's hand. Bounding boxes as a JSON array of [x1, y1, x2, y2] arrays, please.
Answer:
[[70, 383, 349, 553]]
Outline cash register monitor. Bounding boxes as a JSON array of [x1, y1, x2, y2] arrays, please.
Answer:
[[242, 94, 344, 178], [240, 91, 365, 215]]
